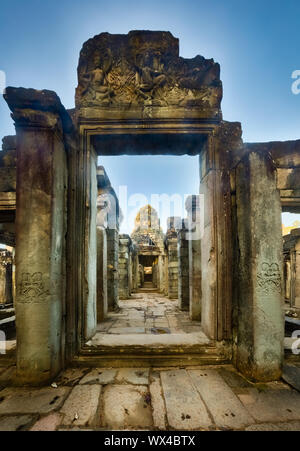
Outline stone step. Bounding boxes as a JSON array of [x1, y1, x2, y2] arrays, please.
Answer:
[[74, 337, 229, 367]]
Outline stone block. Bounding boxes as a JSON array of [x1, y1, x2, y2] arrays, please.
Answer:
[[60, 385, 101, 427], [160, 370, 212, 430], [0, 387, 70, 415], [102, 385, 153, 429]]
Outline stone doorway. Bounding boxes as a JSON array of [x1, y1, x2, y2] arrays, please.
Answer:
[[87, 156, 218, 365], [2, 30, 297, 384]]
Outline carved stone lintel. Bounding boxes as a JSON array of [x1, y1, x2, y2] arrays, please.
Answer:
[[75, 30, 222, 116]]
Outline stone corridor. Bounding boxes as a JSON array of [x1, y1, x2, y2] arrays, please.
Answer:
[[94, 290, 203, 336], [1, 364, 300, 431], [86, 290, 211, 352]]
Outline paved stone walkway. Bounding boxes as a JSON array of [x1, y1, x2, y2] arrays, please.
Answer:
[[0, 364, 300, 431], [95, 291, 202, 335]]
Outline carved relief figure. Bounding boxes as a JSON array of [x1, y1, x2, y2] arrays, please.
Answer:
[[80, 51, 114, 106], [134, 50, 167, 105]]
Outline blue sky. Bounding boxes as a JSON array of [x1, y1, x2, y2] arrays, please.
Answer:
[[0, 0, 299, 232]]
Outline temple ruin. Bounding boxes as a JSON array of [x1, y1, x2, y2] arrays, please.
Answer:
[[0, 30, 299, 386]]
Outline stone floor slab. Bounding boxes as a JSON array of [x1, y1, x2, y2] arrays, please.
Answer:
[[116, 368, 149, 385], [79, 369, 117, 385], [282, 365, 300, 392], [60, 385, 101, 427], [189, 369, 255, 430], [160, 369, 212, 430], [0, 414, 35, 431], [102, 385, 153, 429], [238, 388, 300, 422], [30, 413, 62, 431], [55, 368, 90, 386], [245, 421, 300, 431], [0, 387, 70, 415], [149, 373, 167, 430]]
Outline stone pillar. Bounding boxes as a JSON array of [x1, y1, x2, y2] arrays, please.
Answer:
[[186, 196, 202, 320], [128, 251, 133, 295], [4, 88, 68, 384], [291, 231, 300, 309], [138, 263, 144, 288], [177, 219, 190, 311], [295, 242, 300, 309], [0, 250, 13, 305], [284, 259, 291, 301], [130, 246, 138, 293], [96, 227, 107, 323], [118, 234, 131, 300], [0, 254, 6, 305], [235, 151, 284, 381], [157, 255, 164, 293], [166, 217, 180, 299], [164, 254, 169, 296], [97, 167, 120, 312], [152, 259, 158, 288], [85, 149, 98, 339], [107, 228, 119, 310]]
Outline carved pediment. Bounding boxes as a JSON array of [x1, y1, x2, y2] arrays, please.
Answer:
[[76, 31, 222, 117]]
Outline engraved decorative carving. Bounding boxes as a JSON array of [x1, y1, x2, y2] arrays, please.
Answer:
[[18, 272, 49, 302], [257, 262, 282, 294], [76, 31, 222, 115]]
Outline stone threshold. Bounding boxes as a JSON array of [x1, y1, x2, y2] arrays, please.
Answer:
[[75, 333, 230, 368], [86, 331, 211, 347]]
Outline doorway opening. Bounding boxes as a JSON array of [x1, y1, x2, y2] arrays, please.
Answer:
[[83, 153, 216, 362]]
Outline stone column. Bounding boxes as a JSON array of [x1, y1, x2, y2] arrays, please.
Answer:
[[138, 263, 144, 288], [96, 227, 107, 323], [235, 151, 284, 381], [291, 231, 300, 309], [0, 254, 6, 305], [186, 196, 202, 320], [118, 234, 131, 300], [295, 242, 300, 309], [4, 88, 68, 384], [164, 253, 169, 296], [157, 255, 164, 293], [107, 228, 119, 310], [0, 250, 13, 305], [166, 217, 180, 299], [177, 219, 190, 311]]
